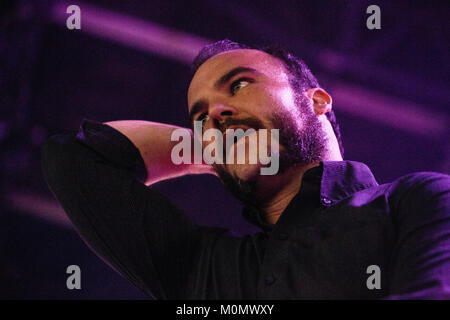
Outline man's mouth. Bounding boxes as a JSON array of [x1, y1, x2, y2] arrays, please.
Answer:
[[222, 126, 255, 145], [215, 118, 267, 161]]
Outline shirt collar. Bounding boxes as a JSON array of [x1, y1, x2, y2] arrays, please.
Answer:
[[242, 160, 379, 231]]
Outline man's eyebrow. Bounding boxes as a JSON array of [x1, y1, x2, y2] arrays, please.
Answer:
[[214, 66, 258, 90], [188, 99, 206, 128]]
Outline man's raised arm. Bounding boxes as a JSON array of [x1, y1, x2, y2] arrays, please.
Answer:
[[105, 120, 214, 185], [41, 119, 223, 299]]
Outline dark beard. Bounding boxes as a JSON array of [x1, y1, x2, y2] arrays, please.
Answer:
[[213, 164, 259, 205], [214, 94, 327, 206], [273, 95, 327, 173]]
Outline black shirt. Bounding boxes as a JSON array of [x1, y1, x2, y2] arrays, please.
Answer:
[[41, 119, 450, 299]]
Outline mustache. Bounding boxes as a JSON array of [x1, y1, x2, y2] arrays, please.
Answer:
[[216, 117, 266, 134]]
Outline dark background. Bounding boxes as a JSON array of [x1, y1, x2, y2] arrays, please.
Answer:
[[0, 0, 448, 299]]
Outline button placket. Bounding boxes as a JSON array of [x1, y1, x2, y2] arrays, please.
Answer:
[[264, 274, 276, 285], [320, 196, 332, 206], [256, 229, 289, 296]]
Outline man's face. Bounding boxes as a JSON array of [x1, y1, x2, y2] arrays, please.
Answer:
[[187, 49, 325, 199]]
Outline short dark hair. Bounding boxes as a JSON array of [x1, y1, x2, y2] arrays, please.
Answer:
[[191, 39, 344, 158]]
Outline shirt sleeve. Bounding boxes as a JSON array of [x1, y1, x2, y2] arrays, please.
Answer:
[[41, 119, 226, 299], [386, 172, 450, 299]]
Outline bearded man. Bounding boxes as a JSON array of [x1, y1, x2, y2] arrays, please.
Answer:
[[42, 40, 450, 299]]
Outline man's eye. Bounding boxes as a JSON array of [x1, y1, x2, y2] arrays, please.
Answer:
[[230, 78, 252, 95], [197, 112, 208, 123]]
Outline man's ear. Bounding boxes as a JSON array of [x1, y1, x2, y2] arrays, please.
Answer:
[[306, 88, 332, 115]]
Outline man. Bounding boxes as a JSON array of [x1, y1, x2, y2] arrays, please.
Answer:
[[41, 40, 450, 299]]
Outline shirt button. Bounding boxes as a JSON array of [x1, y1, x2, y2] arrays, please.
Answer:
[[264, 274, 276, 285], [321, 197, 332, 206], [278, 232, 289, 240]]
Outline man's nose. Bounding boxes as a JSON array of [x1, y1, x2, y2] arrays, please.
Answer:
[[208, 103, 238, 124]]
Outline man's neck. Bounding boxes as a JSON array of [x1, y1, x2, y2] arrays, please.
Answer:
[[255, 162, 320, 224]]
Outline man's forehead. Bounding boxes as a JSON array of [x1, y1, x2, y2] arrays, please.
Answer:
[[187, 49, 287, 106]]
